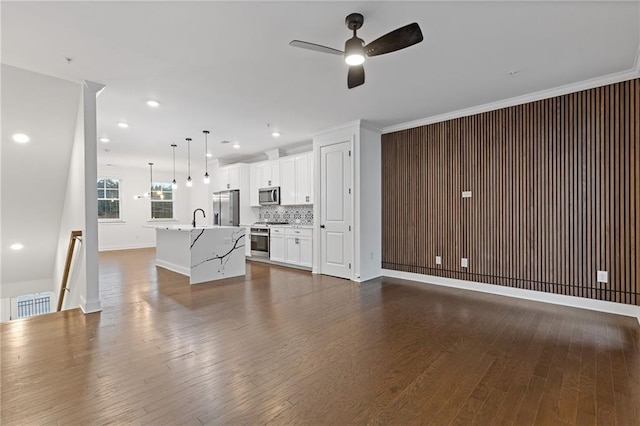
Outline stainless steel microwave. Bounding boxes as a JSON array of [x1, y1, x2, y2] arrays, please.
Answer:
[[258, 187, 280, 205]]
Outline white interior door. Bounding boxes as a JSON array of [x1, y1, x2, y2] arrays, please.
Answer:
[[320, 141, 352, 279]]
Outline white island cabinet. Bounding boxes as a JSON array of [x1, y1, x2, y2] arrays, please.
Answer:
[[153, 225, 246, 284]]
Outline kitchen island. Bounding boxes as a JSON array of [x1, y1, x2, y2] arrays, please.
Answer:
[[152, 225, 246, 284]]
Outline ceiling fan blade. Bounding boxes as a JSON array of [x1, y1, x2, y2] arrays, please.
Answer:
[[347, 65, 365, 89], [364, 22, 423, 57], [289, 40, 343, 55]]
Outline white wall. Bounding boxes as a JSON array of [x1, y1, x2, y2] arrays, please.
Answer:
[[356, 124, 382, 282], [53, 95, 87, 310], [1, 65, 80, 295], [312, 120, 382, 282], [188, 160, 213, 224], [97, 164, 192, 251]]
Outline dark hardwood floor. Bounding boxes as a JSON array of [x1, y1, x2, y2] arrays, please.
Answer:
[[1, 248, 639, 425]]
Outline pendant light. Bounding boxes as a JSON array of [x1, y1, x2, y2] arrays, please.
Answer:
[[149, 162, 157, 197], [170, 144, 178, 189], [203, 130, 210, 184], [186, 138, 193, 187], [135, 162, 154, 199]]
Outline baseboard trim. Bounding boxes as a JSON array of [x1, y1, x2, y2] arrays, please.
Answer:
[[354, 272, 383, 283], [156, 259, 190, 276], [79, 296, 102, 314], [382, 269, 640, 325], [99, 244, 155, 252], [246, 256, 312, 272]]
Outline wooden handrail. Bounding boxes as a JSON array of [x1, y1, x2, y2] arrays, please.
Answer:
[[56, 230, 82, 312]]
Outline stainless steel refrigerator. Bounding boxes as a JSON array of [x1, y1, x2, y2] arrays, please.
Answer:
[[212, 190, 240, 226]]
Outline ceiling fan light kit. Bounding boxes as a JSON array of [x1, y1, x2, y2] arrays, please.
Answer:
[[344, 36, 365, 66], [290, 12, 423, 89]]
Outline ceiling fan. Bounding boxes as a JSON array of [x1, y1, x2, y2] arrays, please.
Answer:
[[290, 13, 423, 89]]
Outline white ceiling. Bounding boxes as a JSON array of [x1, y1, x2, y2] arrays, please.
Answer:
[[1, 65, 80, 285], [2, 1, 639, 171]]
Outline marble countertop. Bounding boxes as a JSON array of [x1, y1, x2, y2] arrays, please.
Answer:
[[147, 224, 243, 231], [245, 224, 313, 229]]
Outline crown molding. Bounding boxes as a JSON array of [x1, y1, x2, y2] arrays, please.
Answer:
[[360, 120, 383, 134], [312, 120, 362, 137], [382, 67, 640, 134]]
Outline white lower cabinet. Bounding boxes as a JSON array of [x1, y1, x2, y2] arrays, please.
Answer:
[[283, 228, 312, 268], [269, 227, 285, 262], [269, 227, 312, 268], [298, 235, 312, 267]]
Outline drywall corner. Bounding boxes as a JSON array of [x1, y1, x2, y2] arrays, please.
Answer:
[[53, 89, 87, 311]]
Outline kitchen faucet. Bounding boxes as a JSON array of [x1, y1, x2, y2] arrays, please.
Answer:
[[192, 208, 205, 228]]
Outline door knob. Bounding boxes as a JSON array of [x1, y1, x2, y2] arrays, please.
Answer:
[[320, 225, 325, 228]]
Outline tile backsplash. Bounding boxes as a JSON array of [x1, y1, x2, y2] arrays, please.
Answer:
[[259, 205, 314, 225]]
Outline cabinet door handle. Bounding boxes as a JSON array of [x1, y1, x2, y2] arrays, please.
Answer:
[[320, 225, 325, 229], [295, 238, 299, 244]]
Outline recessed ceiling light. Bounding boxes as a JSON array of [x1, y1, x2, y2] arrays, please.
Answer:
[[146, 100, 160, 108], [271, 131, 280, 138], [220, 140, 230, 144], [233, 143, 240, 149], [100, 137, 110, 143], [118, 122, 129, 128], [10, 243, 24, 250], [206, 153, 212, 157], [12, 133, 30, 143]]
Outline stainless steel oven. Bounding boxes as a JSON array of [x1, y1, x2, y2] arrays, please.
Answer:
[[250, 226, 270, 257]]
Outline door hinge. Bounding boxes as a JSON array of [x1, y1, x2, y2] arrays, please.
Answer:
[[349, 263, 351, 269], [348, 188, 351, 194], [348, 225, 351, 231]]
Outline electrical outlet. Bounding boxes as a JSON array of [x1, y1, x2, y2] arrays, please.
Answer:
[[461, 258, 468, 268], [435, 256, 442, 265], [597, 270, 608, 283], [462, 191, 472, 198]]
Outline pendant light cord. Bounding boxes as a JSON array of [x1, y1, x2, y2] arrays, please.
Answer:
[[203, 130, 209, 174], [186, 138, 192, 177], [171, 144, 177, 182], [148, 162, 154, 194]]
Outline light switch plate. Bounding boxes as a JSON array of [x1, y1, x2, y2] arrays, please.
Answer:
[[461, 258, 468, 268], [435, 256, 442, 265], [597, 270, 608, 283], [462, 191, 472, 198]]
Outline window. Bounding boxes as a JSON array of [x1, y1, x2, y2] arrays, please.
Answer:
[[97, 178, 120, 219], [151, 182, 173, 219]]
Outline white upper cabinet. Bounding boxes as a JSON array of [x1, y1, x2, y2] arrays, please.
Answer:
[[280, 152, 313, 206], [280, 157, 296, 205], [217, 164, 242, 191], [249, 164, 261, 206], [248, 152, 313, 207], [261, 161, 280, 188], [295, 153, 313, 205], [249, 160, 281, 206]]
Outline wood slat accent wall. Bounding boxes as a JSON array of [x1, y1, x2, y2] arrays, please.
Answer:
[[382, 78, 639, 306]]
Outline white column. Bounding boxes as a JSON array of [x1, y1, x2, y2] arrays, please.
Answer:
[[81, 80, 104, 314]]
